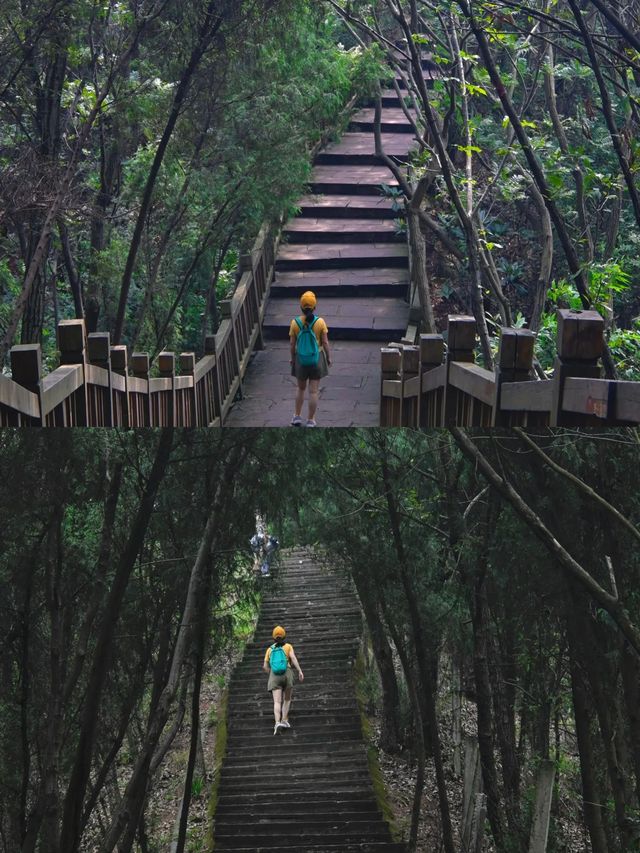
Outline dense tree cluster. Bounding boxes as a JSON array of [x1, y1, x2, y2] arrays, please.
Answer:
[[2, 429, 639, 852], [0, 1, 377, 364], [296, 429, 640, 852], [0, 431, 290, 853], [330, 1, 640, 377]]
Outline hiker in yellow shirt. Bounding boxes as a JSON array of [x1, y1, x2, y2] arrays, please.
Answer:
[[289, 291, 331, 428], [263, 625, 304, 735]]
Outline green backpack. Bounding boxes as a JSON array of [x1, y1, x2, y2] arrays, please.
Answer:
[[270, 644, 288, 675], [295, 317, 320, 367]]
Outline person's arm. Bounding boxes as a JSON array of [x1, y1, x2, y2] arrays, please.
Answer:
[[321, 330, 331, 366], [290, 334, 297, 365], [289, 649, 304, 681], [263, 649, 270, 673]]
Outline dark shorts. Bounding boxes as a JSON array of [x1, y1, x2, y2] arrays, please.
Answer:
[[291, 351, 329, 382], [267, 667, 295, 692]]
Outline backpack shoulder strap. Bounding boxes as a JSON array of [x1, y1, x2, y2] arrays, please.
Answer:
[[310, 317, 319, 331], [294, 317, 304, 331]]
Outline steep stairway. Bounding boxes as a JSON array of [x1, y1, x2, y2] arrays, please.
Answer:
[[211, 548, 404, 853], [225, 57, 435, 426]]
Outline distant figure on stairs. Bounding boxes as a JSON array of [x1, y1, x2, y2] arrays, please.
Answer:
[[289, 291, 332, 427], [264, 625, 304, 735]]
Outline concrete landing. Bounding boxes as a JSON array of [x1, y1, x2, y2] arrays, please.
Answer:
[[224, 341, 381, 427]]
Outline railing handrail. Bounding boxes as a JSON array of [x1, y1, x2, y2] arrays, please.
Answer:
[[379, 310, 640, 427], [1, 220, 279, 427]]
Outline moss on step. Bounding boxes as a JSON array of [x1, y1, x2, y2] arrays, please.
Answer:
[[206, 687, 229, 852], [354, 647, 402, 842]]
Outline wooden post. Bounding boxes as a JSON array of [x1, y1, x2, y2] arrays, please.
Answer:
[[461, 736, 482, 852], [180, 353, 197, 427], [131, 352, 151, 427], [493, 327, 536, 426], [10, 344, 43, 425], [444, 315, 476, 426], [221, 298, 243, 405], [551, 309, 603, 426], [380, 347, 402, 426], [401, 345, 420, 426], [419, 333, 445, 426], [111, 345, 129, 428], [158, 351, 176, 427], [528, 760, 556, 853], [57, 319, 88, 425], [204, 334, 222, 424], [88, 332, 113, 427]]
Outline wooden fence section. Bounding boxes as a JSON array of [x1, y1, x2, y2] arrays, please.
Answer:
[[380, 310, 640, 427], [0, 224, 278, 427]]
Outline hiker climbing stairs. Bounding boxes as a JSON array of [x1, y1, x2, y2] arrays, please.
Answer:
[[225, 57, 436, 427], [211, 548, 404, 852]]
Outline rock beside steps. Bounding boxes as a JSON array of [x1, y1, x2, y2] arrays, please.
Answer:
[[211, 548, 405, 853]]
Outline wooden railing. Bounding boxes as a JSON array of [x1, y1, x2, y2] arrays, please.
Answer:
[[0, 223, 278, 427], [380, 310, 640, 427]]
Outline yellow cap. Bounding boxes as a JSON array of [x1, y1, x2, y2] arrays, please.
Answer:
[[272, 625, 286, 640], [300, 291, 317, 310]]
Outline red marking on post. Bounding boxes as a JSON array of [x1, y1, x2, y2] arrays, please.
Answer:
[[586, 396, 607, 418]]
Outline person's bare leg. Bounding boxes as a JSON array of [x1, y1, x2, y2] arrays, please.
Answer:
[[272, 688, 283, 724], [308, 379, 320, 421], [282, 687, 293, 722], [295, 380, 307, 417]]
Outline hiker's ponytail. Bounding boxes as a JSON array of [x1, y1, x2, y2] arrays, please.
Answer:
[[302, 306, 315, 325]]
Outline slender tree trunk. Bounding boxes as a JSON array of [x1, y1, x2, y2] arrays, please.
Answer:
[[380, 454, 455, 853], [99, 443, 248, 852], [113, 2, 225, 344], [352, 570, 403, 753], [565, 597, 610, 853], [59, 431, 174, 853]]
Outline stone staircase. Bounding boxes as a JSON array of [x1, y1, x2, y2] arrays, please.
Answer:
[[224, 56, 435, 426], [211, 548, 404, 853]]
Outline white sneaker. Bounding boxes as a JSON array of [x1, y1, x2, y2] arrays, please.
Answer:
[[306, 419, 317, 428], [291, 415, 302, 427], [273, 722, 281, 735], [280, 720, 291, 729]]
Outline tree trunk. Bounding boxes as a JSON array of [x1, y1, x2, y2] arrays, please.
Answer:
[[59, 431, 174, 853], [99, 443, 248, 852], [351, 569, 403, 753], [113, 2, 225, 344]]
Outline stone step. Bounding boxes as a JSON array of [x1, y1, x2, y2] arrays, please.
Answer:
[[297, 194, 400, 219], [214, 831, 393, 850], [310, 165, 399, 196], [222, 743, 363, 762], [227, 694, 358, 707], [245, 637, 358, 649], [275, 242, 408, 272], [315, 132, 415, 166], [227, 706, 359, 720], [349, 107, 415, 133], [218, 777, 373, 795], [214, 819, 390, 836], [227, 704, 359, 718], [283, 217, 404, 244], [220, 736, 365, 755], [263, 297, 409, 342], [271, 268, 408, 298], [216, 807, 382, 821], [221, 765, 371, 785], [217, 790, 380, 807]]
